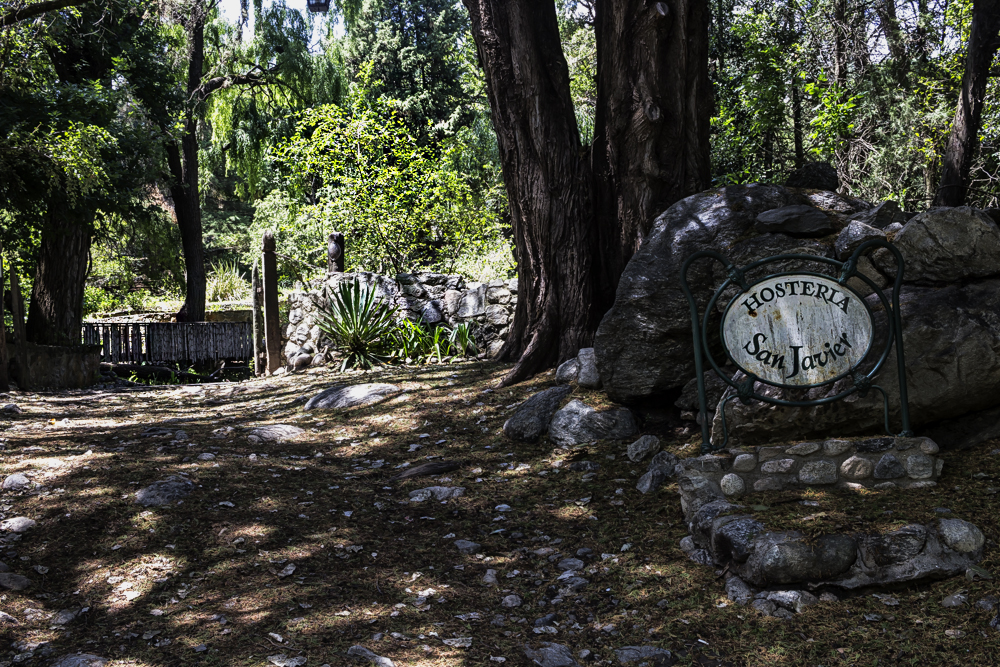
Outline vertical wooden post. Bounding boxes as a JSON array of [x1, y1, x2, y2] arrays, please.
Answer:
[[262, 231, 281, 374], [0, 246, 9, 393], [8, 264, 29, 391], [327, 231, 345, 274], [251, 260, 266, 375]]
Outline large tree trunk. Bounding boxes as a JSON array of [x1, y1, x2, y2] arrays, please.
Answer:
[[25, 207, 93, 346], [168, 3, 207, 322], [461, 0, 597, 386], [934, 0, 1000, 207], [591, 0, 711, 311]]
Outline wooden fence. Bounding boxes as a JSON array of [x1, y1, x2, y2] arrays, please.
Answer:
[[82, 322, 253, 364]]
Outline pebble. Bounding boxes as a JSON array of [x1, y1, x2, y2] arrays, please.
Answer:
[[502, 595, 522, 608], [454, 540, 480, 554], [1, 474, 30, 491], [197, 453, 216, 461], [941, 593, 967, 608], [1, 517, 36, 533], [483, 569, 498, 585]]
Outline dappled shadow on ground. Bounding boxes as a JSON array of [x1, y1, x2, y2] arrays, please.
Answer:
[[0, 362, 998, 666]]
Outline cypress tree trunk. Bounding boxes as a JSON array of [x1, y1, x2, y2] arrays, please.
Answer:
[[25, 206, 93, 346], [591, 0, 712, 310], [934, 0, 1000, 207], [461, 0, 597, 386]]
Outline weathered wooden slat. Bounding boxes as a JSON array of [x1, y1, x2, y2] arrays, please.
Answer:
[[82, 322, 253, 365]]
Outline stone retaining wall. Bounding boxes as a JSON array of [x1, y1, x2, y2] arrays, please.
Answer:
[[283, 271, 517, 362], [682, 436, 943, 498]]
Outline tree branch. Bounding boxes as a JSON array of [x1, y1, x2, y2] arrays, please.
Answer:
[[0, 0, 94, 28], [196, 64, 280, 100]]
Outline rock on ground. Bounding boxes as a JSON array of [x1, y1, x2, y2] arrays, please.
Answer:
[[135, 476, 195, 507], [2, 473, 30, 491], [455, 540, 481, 554], [0, 517, 36, 533], [576, 348, 601, 388], [523, 642, 579, 667], [49, 656, 107, 667], [347, 644, 396, 667], [548, 400, 637, 447], [408, 486, 465, 502], [555, 358, 579, 384], [0, 573, 31, 591], [247, 424, 305, 443], [614, 646, 673, 664], [304, 383, 402, 410], [503, 386, 573, 443], [627, 435, 661, 462]]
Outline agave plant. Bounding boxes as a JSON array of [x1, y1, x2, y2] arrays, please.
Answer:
[[317, 279, 398, 371]]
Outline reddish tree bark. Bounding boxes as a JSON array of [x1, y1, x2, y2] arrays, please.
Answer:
[[591, 0, 711, 310], [461, 0, 598, 386], [934, 0, 1000, 207]]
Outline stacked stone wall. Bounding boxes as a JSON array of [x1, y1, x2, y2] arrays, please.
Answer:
[[682, 435, 942, 498], [283, 271, 517, 362]]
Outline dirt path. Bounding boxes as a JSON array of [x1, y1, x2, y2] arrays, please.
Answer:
[[0, 362, 997, 666]]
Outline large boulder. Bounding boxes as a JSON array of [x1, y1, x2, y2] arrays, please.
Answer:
[[547, 399, 637, 447], [594, 184, 868, 403], [875, 206, 1000, 284], [503, 386, 573, 443], [711, 277, 1000, 446]]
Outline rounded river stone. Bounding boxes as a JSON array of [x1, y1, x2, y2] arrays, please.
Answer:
[[874, 453, 905, 479], [840, 455, 873, 479], [720, 473, 746, 497], [905, 454, 935, 479], [798, 461, 837, 485], [938, 519, 985, 553], [760, 458, 796, 474], [732, 453, 757, 472]]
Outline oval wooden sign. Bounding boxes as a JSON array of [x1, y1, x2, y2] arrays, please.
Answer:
[[721, 274, 873, 387]]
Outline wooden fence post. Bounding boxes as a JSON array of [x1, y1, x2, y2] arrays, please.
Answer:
[[0, 246, 9, 393], [327, 231, 345, 274], [8, 263, 29, 391], [251, 260, 266, 375], [262, 231, 281, 374]]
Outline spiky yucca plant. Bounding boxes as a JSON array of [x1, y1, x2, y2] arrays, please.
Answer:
[[317, 280, 398, 371]]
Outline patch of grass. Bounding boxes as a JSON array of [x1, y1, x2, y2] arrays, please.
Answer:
[[0, 366, 996, 666]]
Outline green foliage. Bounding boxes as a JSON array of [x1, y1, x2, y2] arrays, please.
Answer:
[[390, 318, 478, 364], [557, 0, 596, 146], [317, 279, 399, 370], [206, 260, 251, 302], [275, 67, 508, 277], [342, 0, 470, 140]]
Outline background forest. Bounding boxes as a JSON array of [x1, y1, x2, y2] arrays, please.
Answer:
[[1, 0, 998, 321]]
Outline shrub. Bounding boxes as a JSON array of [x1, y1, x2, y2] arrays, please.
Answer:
[[207, 260, 251, 302], [317, 279, 398, 371]]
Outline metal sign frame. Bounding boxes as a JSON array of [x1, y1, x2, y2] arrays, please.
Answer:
[[680, 239, 913, 454]]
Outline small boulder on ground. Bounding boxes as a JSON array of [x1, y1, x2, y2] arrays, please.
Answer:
[[454, 539, 480, 554], [408, 486, 465, 502], [0, 573, 31, 591], [2, 473, 30, 491], [548, 399, 637, 447], [135, 476, 195, 507], [576, 348, 601, 388], [503, 386, 572, 443], [523, 642, 579, 667], [49, 656, 107, 667], [304, 383, 402, 410], [347, 645, 395, 667], [627, 435, 661, 462], [247, 424, 305, 443], [0, 517, 36, 533], [555, 358, 579, 384], [614, 646, 673, 664]]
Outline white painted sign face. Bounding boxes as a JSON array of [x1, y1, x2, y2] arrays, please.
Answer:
[[721, 274, 873, 387]]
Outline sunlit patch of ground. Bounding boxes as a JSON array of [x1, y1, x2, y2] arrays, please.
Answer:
[[0, 361, 997, 666]]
